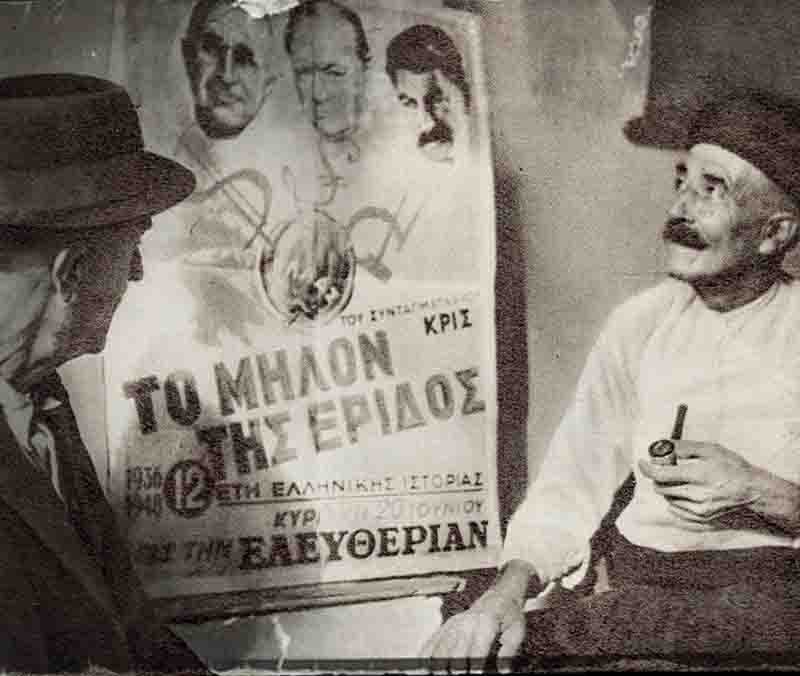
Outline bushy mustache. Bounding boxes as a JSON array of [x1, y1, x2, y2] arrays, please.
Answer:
[[419, 120, 453, 148], [208, 77, 244, 100], [662, 218, 708, 250]]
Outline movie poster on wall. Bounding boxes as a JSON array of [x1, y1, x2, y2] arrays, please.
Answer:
[[104, 0, 499, 598]]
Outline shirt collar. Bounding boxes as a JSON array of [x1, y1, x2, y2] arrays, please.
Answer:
[[0, 375, 64, 411], [0, 375, 32, 415], [0, 376, 63, 448], [0, 376, 35, 450]]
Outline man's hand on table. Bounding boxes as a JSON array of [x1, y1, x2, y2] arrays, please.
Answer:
[[420, 559, 534, 666]]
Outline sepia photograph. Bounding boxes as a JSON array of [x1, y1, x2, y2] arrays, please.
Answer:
[[1, 0, 800, 673]]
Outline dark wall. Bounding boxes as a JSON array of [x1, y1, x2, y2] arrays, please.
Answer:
[[0, 0, 115, 77]]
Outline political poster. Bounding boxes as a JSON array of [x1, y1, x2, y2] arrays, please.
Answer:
[[104, 0, 499, 599]]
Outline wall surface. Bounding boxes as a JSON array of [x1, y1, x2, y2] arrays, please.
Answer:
[[0, 0, 685, 668], [469, 0, 666, 484]]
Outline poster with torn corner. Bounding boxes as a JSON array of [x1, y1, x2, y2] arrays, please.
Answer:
[[103, 0, 499, 599]]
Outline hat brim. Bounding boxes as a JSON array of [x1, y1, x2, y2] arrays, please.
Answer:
[[0, 151, 195, 229], [623, 109, 692, 150]]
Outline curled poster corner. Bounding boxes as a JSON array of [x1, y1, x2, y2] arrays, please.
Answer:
[[233, 0, 301, 18], [270, 615, 291, 671]]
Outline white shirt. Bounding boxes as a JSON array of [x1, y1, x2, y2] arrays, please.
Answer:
[[503, 276, 800, 586]]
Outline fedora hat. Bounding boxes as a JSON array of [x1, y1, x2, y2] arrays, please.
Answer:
[[0, 73, 195, 229]]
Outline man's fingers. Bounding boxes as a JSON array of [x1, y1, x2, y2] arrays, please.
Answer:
[[637, 459, 694, 484], [667, 501, 711, 523], [419, 631, 439, 659], [668, 497, 739, 519], [445, 618, 479, 661], [498, 619, 525, 660], [420, 619, 462, 659], [447, 632, 475, 665], [431, 617, 472, 659], [637, 458, 673, 480], [420, 613, 498, 663], [667, 500, 734, 522], [653, 482, 704, 502], [673, 441, 708, 459], [466, 614, 499, 659], [431, 628, 460, 660]]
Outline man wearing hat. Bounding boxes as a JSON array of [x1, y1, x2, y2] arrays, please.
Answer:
[[0, 73, 207, 673], [422, 91, 800, 668]]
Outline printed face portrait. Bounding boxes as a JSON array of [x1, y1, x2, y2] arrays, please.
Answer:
[[287, 1, 368, 142], [394, 68, 467, 164], [386, 25, 471, 164], [663, 143, 776, 285], [183, 0, 277, 139]]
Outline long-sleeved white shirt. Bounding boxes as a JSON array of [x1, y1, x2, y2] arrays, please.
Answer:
[[503, 276, 800, 585]]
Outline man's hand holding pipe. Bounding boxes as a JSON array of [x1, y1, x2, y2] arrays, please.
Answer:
[[639, 441, 800, 531]]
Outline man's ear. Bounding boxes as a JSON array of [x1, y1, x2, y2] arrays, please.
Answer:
[[51, 245, 88, 305], [759, 213, 800, 257]]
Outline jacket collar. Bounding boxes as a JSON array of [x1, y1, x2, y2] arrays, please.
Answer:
[[0, 392, 119, 623]]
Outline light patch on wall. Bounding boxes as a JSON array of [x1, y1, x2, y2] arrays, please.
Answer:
[[620, 5, 652, 76], [53, 0, 67, 23], [0, 0, 33, 28], [0, 0, 68, 25], [233, 0, 300, 18]]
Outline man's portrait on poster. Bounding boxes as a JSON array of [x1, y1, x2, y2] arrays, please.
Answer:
[[182, 0, 279, 140], [386, 23, 471, 165], [285, 0, 370, 151], [147, 0, 485, 344]]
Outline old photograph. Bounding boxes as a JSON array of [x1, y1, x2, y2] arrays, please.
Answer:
[[1, 0, 800, 672]]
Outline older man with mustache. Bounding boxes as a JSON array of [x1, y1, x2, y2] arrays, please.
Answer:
[[386, 24, 471, 165], [422, 92, 800, 669], [182, 0, 279, 140]]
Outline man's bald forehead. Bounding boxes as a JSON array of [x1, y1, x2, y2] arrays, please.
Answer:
[[290, 6, 358, 57], [685, 142, 798, 214], [285, 0, 370, 65], [688, 143, 762, 179], [187, 0, 273, 41]]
